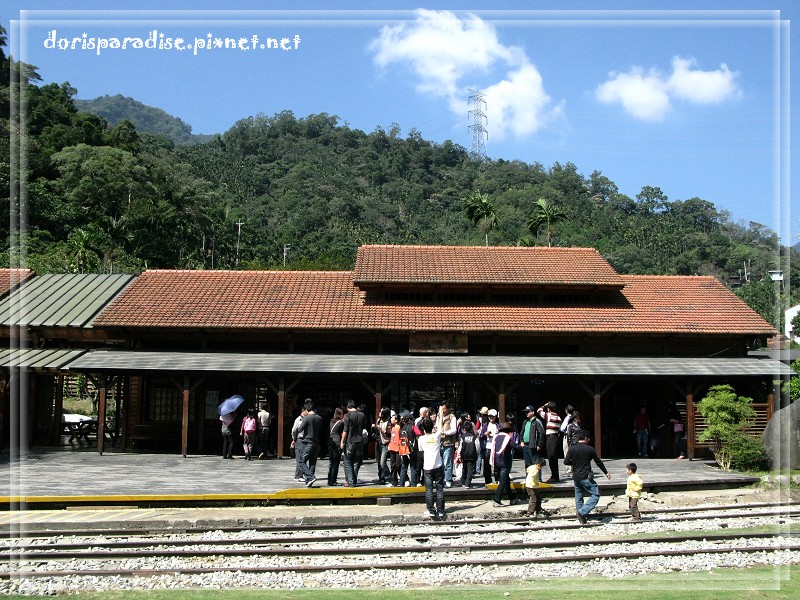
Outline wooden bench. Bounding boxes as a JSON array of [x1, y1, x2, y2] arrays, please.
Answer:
[[129, 423, 181, 451]]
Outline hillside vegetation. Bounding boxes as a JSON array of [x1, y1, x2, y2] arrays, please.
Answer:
[[0, 29, 795, 325]]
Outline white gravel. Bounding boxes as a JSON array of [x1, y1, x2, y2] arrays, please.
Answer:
[[3, 506, 798, 595]]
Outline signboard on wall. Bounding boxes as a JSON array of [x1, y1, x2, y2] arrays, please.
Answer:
[[409, 332, 468, 354]]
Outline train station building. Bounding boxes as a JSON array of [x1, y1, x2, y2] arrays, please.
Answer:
[[0, 244, 789, 460]]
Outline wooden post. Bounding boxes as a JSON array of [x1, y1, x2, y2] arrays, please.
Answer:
[[181, 376, 190, 458], [96, 376, 107, 455], [277, 377, 285, 458], [686, 381, 696, 461], [53, 374, 64, 445], [498, 379, 506, 422], [593, 380, 602, 457]]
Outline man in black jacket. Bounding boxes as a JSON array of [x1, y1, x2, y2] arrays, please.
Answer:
[[563, 430, 611, 524]]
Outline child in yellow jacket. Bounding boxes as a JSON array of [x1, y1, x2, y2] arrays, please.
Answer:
[[626, 462, 643, 520]]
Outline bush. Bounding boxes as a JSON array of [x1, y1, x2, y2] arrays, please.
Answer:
[[719, 433, 770, 471]]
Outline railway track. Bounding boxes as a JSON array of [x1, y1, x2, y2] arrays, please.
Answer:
[[2, 502, 798, 591]]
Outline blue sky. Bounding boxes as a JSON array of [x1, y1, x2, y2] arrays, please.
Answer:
[[5, 1, 796, 243]]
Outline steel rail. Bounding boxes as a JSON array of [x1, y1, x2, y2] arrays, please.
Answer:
[[4, 506, 798, 552], [3, 530, 797, 562], [3, 540, 798, 579]]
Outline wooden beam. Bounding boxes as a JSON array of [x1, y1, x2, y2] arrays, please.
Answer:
[[593, 380, 602, 457], [53, 375, 64, 445], [276, 377, 286, 458], [498, 380, 506, 421], [686, 381, 696, 460], [96, 376, 107, 455], [181, 375, 190, 458]]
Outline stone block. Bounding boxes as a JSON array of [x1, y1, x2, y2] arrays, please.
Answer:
[[376, 497, 392, 506], [762, 401, 800, 470]]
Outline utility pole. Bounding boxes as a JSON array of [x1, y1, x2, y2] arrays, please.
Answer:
[[283, 244, 290, 267], [468, 88, 488, 160], [235, 219, 244, 267]]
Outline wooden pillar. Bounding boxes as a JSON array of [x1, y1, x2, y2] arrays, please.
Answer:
[[593, 380, 602, 457], [96, 376, 107, 455], [53, 374, 64, 445], [686, 381, 696, 461], [277, 377, 286, 458], [374, 378, 383, 422], [181, 375, 190, 458], [498, 380, 506, 422]]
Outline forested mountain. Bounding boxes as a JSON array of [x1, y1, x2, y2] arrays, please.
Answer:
[[0, 29, 795, 326], [75, 95, 212, 146]]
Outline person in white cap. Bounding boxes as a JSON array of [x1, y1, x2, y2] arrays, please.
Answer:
[[482, 409, 499, 486]]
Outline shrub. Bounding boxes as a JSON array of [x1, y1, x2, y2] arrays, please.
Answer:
[[721, 433, 770, 471]]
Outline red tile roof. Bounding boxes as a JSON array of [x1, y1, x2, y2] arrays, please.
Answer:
[[0, 268, 33, 297], [94, 269, 774, 336], [353, 245, 625, 289]]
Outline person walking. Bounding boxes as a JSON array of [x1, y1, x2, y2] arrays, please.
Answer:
[[482, 409, 499, 486], [220, 414, 234, 459], [398, 412, 418, 487], [537, 402, 563, 482], [438, 404, 458, 487], [520, 405, 541, 469], [340, 400, 368, 487], [458, 419, 479, 488], [626, 462, 644, 521], [387, 412, 402, 486], [564, 430, 611, 524], [374, 407, 392, 485], [256, 403, 271, 459], [419, 405, 446, 519], [633, 407, 651, 458], [240, 408, 257, 461], [525, 457, 549, 518], [491, 421, 517, 507], [564, 410, 582, 475], [296, 399, 323, 487], [327, 407, 344, 486]]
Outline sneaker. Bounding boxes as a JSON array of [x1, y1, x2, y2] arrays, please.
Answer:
[[404, 481, 410, 487], [576, 511, 587, 524], [437, 512, 446, 519], [294, 477, 305, 482], [306, 477, 317, 487], [492, 501, 505, 508], [342, 483, 350, 487], [445, 481, 452, 488], [416, 483, 423, 487], [385, 482, 393, 487], [258, 452, 265, 460], [426, 510, 437, 518], [677, 455, 685, 460]]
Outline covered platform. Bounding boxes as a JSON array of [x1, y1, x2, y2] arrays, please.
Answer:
[[0, 447, 759, 511]]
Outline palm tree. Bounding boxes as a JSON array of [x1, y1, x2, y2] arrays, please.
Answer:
[[463, 192, 498, 246], [526, 197, 566, 247]]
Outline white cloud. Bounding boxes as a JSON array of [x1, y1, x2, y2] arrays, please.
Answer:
[[595, 57, 740, 121], [370, 9, 560, 140], [667, 57, 741, 104]]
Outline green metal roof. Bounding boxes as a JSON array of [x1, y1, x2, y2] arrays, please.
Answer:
[[66, 350, 793, 377], [0, 347, 88, 371], [2, 274, 134, 329]]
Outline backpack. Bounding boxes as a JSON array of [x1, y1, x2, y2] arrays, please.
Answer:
[[399, 425, 416, 455], [460, 432, 478, 461]]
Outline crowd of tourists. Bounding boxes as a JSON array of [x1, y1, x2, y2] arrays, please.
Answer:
[[283, 398, 644, 523]]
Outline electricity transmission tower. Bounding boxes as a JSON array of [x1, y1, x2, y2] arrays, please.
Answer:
[[468, 89, 488, 160]]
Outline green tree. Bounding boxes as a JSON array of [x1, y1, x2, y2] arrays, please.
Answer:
[[697, 384, 761, 471], [462, 192, 498, 246], [526, 197, 565, 247]]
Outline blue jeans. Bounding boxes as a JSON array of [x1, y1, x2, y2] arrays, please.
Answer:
[[400, 453, 418, 486], [636, 429, 649, 457], [440, 445, 455, 483], [343, 441, 363, 486], [296, 441, 318, 482], [493, 466, 512, 503], [424, 466, 445, 514], [575, 477, 601, 516], [327, 440, 341, 485], [377, 443, 390, 482]]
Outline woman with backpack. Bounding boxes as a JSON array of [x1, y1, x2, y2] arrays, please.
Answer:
[[458, 420, 479, 488], [398, 413, 418, 486]]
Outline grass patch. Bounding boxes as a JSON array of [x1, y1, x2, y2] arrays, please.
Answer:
[[62, 396, 95, 417], [6, 564, 799, 599]]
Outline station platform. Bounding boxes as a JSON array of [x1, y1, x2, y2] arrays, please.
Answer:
[[0, 447, 759, 512]]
